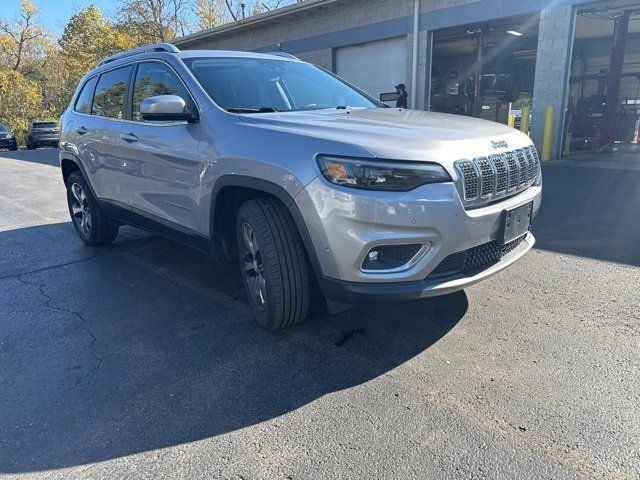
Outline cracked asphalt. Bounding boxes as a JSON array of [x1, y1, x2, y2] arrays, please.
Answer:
[[0, 149, 639, 479]]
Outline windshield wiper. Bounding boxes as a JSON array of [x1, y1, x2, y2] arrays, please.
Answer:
[[227, 107, 278, 113]]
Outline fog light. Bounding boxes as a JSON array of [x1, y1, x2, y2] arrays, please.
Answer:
[[362, 243, 429, 272]]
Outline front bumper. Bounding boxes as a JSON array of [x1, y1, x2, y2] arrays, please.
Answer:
[[295, 176, 541, 300], [0, 138, 16, 148], [319, 233, 534, 303]]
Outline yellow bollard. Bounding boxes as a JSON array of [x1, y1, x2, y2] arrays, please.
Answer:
[[520, 106, 530, 135], [541, 106, 554, 161], [508, 114, 515, 128]]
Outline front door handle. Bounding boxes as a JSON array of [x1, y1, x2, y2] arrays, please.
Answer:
[[76, 126, 87, 135], [120, 133, 138, 143]]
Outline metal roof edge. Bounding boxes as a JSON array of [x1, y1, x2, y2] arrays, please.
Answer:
[[172, 0, 342, 46]]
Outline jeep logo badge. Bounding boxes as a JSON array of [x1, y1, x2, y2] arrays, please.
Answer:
[[491, 140, 508, 149]]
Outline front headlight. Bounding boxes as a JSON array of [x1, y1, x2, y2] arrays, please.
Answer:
[[317, 156, 451, 191]]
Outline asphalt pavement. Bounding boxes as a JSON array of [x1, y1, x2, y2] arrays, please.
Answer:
[[0, 148, 638, 479]]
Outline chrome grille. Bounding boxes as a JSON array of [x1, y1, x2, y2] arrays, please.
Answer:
[[525, 146, 539, 183], [504, 151, 519, 190], [515, 149, 528, 187], [476, 157, 494, 197], [457, 160, 479, 199], [491, 154, 508, 193], [455, 145, 540, 206]]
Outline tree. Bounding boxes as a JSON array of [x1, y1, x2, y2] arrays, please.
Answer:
[[192, 0, 229, 30], [0, 70, 43, 144], [0, 1, 47, 74], [117, 0, 191, 43], [59, 6, 133, 84], [221, 0, 294, 21]]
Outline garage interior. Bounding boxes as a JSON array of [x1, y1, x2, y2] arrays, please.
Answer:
[[566, 2, 640, 157], [429, 14, 540, 130]]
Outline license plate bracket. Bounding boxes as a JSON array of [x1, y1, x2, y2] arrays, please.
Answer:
[[499, 202, 532, 244]]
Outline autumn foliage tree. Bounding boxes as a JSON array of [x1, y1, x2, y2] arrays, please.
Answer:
[[0, 0, 297, 145], [0, 69, 43, 142], [59, 6, 133, 85]]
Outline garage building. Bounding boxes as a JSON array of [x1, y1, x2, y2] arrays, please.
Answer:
[[174, 0, 640, 160]]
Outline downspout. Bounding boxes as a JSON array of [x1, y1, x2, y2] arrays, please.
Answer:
[[410, 0, 420, 109]]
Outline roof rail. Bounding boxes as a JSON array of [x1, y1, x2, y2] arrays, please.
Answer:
[[98, 43, 180, 67], [266, 52, 299, 60]]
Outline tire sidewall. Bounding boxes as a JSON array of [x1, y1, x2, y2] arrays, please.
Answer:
[[236, 204, 279, 328]]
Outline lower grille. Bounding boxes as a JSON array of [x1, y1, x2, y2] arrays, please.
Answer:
[[428, 235, 527, 280]]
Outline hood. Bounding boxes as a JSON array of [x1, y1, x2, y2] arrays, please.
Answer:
[[239, 108, 532, 167]]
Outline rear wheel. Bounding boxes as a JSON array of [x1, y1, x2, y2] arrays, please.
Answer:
[[66, 171, 118, 246], [236, 198, 310, 329]]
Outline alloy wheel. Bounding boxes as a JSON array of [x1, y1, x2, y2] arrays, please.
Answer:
[[70, 183, 92, 236], [241, 222, 267, 310]]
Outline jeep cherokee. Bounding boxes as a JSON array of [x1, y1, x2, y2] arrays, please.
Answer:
[[59, 44, 542, 329]]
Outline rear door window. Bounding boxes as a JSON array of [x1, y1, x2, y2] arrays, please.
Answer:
[[92, 65, 133, 119], [74, 76, 98, 114], [132, 62, 193, 122]]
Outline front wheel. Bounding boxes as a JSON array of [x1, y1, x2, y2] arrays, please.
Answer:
[[236, 198, 311, 329], [66, 171, 119, 246]]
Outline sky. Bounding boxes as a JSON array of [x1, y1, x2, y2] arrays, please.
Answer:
[[1, 0, 120, 36]]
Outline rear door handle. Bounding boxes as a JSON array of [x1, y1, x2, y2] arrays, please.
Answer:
[[120, 133, 138, 143], [76, 126, 87, 135]]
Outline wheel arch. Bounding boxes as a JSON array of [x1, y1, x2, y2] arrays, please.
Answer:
[[59, 155, 101, 201], [60, 157, 80, 185], [209, 176, 324, 284]]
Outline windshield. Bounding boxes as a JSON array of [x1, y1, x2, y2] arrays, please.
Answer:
[[33, 122, 57, 128], [0, 125, 7, 132], [183, 57, 382, 113]]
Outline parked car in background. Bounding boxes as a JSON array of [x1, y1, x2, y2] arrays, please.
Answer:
[[27, 121, 60, 149], [59, 44, 541, 330], [0, 124, 18, 151]]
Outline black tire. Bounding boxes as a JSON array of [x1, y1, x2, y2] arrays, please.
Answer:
[[236, 198, 310, 329], [9, 143, 17, 151], [66, 171, 118, 246]]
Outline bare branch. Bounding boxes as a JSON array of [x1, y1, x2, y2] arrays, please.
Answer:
[[224, 0, 238, 21]]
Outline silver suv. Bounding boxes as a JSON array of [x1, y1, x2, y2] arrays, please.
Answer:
[[59, 43, 542, 329]]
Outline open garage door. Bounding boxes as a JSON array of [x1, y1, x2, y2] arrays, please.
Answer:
[[335, 37, 407, 105]]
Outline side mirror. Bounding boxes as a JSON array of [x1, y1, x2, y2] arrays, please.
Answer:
[[140, 95, 198, 122]]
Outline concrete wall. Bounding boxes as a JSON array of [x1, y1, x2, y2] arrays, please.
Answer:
[[530, 5, 576, 158]]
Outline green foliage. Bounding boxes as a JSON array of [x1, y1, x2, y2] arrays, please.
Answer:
[[59, 6, 134, 84], [0, 69, 44, 144]]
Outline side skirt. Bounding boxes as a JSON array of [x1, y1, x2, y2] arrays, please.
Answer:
[[99, 199, 210, 255]]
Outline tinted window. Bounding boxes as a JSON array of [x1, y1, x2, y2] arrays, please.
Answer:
[[0, 125, 7, 132], [183, 57, 381, 112], [33, 122, 58, 128], [74, 76, 98, 114], [132, 62, 193, 122], [92, 66, 133, 119]]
